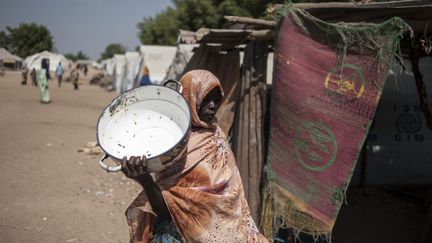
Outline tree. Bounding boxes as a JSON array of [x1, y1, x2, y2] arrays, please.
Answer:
[[0, 31, 12, 50], [100, 43, 126, 60], [176, 0, 220, 31], [137, 0, 351, 45], [137, 0, 282, 45], [64, 51, 89, 61], [6, 23, 53, 58], [137, 7, 179, 45]]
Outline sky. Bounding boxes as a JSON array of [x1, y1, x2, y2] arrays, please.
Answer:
[[0, 0, 173, 59]]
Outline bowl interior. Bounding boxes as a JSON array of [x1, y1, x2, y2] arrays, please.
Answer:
[[97, 86, 190, 160]]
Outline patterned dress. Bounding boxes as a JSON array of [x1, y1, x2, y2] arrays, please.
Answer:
[[126, 70, 268, 243]]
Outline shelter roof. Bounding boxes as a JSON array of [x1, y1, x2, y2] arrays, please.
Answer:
[[0, 48, 22, 62], [179, 28, 274, 45], [180, 0, 431, 46]]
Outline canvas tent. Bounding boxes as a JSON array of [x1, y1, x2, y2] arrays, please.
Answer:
[[124, 51, 143, 91], [100, 52, 143, 93], [24, 51, 72, 72], [101, 58, 115, 76], [165, 44, 198, 80], [139, 45, 176, 84], [113, 54, 127, 94], [0, 48, 22, 70]]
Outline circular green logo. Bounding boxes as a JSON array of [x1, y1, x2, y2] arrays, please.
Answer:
[[293, 120, 337, 172]]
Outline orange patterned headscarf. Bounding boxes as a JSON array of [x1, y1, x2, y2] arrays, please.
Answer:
[[179, 70, 224, 128]]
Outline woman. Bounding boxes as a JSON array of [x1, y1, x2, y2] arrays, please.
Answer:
[[121, 70, 268, 243]]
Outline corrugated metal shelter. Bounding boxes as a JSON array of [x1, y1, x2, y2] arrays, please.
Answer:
[[178, 25, 274, 225], [174, 1, 432, 241]]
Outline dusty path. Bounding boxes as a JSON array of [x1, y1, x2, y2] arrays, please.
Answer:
[[0, 71, 141, 243]]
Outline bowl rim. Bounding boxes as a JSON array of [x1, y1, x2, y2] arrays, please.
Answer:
[[96, 84, 192, 161]]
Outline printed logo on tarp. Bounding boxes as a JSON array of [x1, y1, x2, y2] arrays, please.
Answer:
[[394, 104, 424, 142], [293, 120, 337, 172], [324, 64, 365, 103], [396, 113, 422, 134]]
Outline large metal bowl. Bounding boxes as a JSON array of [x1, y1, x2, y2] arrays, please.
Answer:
[[96, 80, 191, 172]]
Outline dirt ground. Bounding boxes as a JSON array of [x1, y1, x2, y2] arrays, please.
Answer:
[[0, 70, 428, 243], [0, 71, 141, 243]]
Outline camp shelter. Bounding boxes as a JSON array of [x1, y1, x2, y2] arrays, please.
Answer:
[[24, 51, 72, 72], [268, 1, 431, 242], [101, 58, 115, 76], [112, 54, 127, 94], [0, 48, 22, 70], [165, 44, 198, 81], [177, 26, 274, 225], [173, 1, 432, 242], [139, 45, 176, 85], [123, 51, 143, 91]]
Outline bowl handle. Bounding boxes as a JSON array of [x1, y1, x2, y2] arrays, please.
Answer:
[[99, 153, 122, 172], [163, 79, 183, 94]]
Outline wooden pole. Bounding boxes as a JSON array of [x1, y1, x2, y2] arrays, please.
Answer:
[[224, 15, 276, 28], [410, 40, 432, 131]]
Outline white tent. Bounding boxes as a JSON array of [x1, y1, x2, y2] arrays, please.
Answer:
[[165, 44, 198, 80], [139, 45, 177, 85], [113, 54, 127, 94], [124, 52, 143, 91], [24, 51, 72, 72], [101, 58, 115, 76]]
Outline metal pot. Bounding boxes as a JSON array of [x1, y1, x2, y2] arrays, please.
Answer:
[[97, 80, 191, 172]]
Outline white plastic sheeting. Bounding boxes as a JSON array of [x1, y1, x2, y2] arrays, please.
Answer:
[[113, 54, 127, 94], [101, 53, 143, 94], [101, 58, 115, 76], [99, 45, 176, 93], [165, 44, 197, 80], [124, 52, 143, 91], [139, 45, 176, 84], [23, 51, 72, 72]]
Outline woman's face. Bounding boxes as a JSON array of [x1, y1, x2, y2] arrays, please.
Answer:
[[198, 88, 223, 124]]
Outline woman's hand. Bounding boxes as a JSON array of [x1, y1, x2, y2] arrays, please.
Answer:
[[121, 155, 148, 179], [121, 155, 171, 220]]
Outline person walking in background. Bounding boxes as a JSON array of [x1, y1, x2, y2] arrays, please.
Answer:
[[139, 66, 151, 86], [0, 60, 4, 78], [21, 65, 28, 85], [55, 62, 64, 87], [83, 65, 88, 76], [36, 69, 50, 104], [71, 64, 79, 90], [30, 68, 37, 87], [41, 58, 51, 81]]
